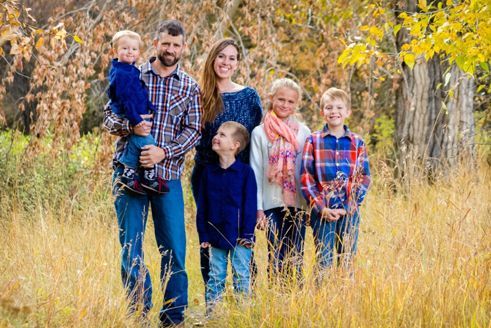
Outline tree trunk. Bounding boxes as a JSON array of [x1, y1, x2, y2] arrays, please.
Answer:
[[395, 0, 475, 182]]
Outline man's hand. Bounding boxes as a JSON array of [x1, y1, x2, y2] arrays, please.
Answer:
[[200, 242, 210, 248], [256, 210, 267, 230], [140, 145, 165, 168], [133, 115, 153, 136]]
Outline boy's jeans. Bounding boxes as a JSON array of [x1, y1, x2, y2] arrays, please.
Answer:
[[119, 134, 156, 169], [205, 245, 252, 305], [310, 209, 360, 270], [265, 207, 306, 281], [112, 169, 188, 325]]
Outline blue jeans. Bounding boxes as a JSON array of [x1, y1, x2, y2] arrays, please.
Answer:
[[119, 134, 156, 169], [205, 245, 252, 305], [265, 207, 306, 282], [113, 169, 187, 325], [310, 209, 360, 271]]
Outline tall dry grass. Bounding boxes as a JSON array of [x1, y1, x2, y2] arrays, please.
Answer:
[[0, 137, 489, 327]]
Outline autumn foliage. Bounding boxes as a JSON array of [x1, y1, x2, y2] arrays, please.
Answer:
[[1, 0, 489, 159]]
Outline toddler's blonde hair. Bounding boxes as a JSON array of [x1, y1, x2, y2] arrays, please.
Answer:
[[111, 30, 142, 49]]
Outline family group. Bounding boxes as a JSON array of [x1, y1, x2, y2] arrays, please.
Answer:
[[103, 19, 370, 327]]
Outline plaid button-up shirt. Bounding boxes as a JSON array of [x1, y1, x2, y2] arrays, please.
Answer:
[[103, 57, 202, 180], [300, 125, 371, 214]]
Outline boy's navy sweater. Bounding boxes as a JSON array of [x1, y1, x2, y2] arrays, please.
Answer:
[[108, 59, 154, 126], [196, 160, 257, 250]]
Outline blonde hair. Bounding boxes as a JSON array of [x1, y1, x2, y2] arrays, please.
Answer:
[[201, 39, 241, 124], [320, 87, 351, 109], [220, 121, 249, 154], [111, 30, 142, 49], [268, 78, 302, 111]]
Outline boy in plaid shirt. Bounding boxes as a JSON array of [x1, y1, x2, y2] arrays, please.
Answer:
[[301, 87, 370, 274]]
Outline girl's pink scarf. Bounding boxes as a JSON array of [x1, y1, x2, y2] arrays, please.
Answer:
[[263, 111, 299, 207]]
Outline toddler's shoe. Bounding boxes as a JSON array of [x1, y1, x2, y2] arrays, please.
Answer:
[[141, 176, 169, 195], [119, 167, 145, 195]]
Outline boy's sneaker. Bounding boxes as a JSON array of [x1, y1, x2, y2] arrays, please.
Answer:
[[141, 176, 169, 194], [119, 167, 145, 195]]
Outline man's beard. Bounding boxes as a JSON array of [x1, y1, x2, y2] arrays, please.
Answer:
[[158, 52, 180, 67]]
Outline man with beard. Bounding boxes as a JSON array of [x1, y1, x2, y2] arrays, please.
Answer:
[[103, 20, 201, 327]]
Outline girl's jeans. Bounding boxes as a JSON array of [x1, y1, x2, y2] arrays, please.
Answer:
[[265, 207, 306, 281]]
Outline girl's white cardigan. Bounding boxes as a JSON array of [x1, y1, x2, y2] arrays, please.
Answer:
[[249, 121, 311, 212]]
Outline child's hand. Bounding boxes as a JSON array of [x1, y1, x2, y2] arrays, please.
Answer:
[[133, 119, 152, 136], [141, 114, 153, 120], [333, 208, 347, 217], [200, 242, 210, 248], [321, 208, 341, 222], [237, 238, 254, 249], [256, 210, 267, 230]]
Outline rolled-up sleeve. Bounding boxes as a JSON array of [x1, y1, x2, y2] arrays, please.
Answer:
[[102, 102, 131, 137]]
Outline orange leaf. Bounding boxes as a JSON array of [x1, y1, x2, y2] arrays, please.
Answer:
[[35, 37, 44, 49]]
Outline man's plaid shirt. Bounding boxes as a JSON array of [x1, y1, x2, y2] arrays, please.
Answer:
[[300, 125, 371, 214], [103, 58, 202, 180]]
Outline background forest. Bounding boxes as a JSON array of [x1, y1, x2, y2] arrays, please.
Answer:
[[1, 0, 490, 327]]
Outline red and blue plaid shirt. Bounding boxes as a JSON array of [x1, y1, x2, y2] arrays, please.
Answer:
[[103, 57, 202, 180], [300, 125, 371, 214]]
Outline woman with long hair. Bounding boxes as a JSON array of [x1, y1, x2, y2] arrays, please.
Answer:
[[192, 38, 263, 285]]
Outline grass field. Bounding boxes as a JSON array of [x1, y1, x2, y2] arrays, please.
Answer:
[[0, 132, 489, 327]]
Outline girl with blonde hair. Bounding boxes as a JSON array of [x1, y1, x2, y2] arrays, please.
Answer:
[[250, 78, 310, 283]]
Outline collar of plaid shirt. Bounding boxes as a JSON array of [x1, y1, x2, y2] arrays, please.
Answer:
[[321, 124, 355, 140]]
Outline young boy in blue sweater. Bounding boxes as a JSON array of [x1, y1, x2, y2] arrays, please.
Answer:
[[196, 121, 257, 313], [108, 30, 168, 194]]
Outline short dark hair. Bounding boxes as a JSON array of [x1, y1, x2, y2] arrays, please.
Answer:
[[155, 20, 186, 41]]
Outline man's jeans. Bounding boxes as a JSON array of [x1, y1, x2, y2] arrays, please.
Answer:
[[265, 207, 306, 281], [113, 170, 187, 325], [310, 209, 360, 271], [119, 134, 156, 169], [205, 245, 252, 305]]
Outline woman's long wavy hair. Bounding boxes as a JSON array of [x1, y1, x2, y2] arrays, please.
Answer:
[[200, 38, 240, 125]]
